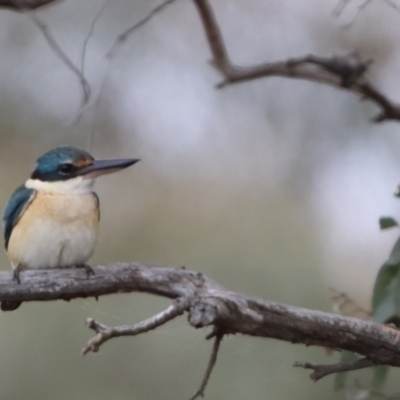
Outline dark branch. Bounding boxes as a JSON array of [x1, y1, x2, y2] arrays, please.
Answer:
[[192, 0, 400, 122], [294, 357, 376, 382], [188, 332, 223, 400]]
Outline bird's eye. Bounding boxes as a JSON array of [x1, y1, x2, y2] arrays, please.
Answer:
[[58, 164, 74, 175]]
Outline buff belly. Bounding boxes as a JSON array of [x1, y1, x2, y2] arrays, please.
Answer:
[[6, 191, 99, 269]]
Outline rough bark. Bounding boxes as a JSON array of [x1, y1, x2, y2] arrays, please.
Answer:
[[2, 263, 400, 368]]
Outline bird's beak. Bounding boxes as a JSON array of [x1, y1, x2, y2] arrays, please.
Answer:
[[77, 158, 140, 178]]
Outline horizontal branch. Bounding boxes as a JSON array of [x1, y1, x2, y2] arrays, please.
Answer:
[[2, 262, 400, 369], [192, 0, 400, 122]]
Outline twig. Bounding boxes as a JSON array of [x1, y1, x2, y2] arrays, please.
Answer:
[[187, 332, 223, 400], [107, 0, 177, 59], [332, 0, 351, 17], [382, 0, 400, 12], [192, 0, 400, 122], [80, 0, 109, 76], [294, 357, 376, 382], [69, 0, 109, 126], [192, 0, 232, 73], [342, 0, 373, 28], [82, 296, 191, 355], [27, 13, 91, 107], [86, 0, 178, 145]]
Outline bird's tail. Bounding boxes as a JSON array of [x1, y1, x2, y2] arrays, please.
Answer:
[[1, 301, 21, 311]]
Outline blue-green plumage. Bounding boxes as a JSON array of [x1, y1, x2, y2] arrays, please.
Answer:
[[2, 184, 35, 250], [31, 146, 94, 182]]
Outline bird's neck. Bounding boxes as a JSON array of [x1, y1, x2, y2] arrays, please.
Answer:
[[25, 177, 96, 195]]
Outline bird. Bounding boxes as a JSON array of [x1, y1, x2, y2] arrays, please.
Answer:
[[1, 146, 139, 311]]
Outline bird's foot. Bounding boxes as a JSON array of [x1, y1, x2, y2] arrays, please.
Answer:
[[76, 264, 95, 279], [12, 265, 22, 284]]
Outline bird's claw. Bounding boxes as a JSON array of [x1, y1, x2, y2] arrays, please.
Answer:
[[12, 266, 22, 284], [76, 264, 95, 279]]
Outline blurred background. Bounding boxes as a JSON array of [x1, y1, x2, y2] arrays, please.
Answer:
[[0, 0, 399, 398]]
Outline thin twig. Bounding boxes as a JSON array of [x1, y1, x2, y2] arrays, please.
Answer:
[[187, 332, 224, 400], [332, 0, 350, 16], [27, 13, 91, 107], [80, 0, 109, 76], [86, 0, 178, 145], [294, 358, 376, 382], [70, 0, 109, 126], [107, 0, 177, 59], [342, 0, 373, 28], [192, 0, 231, 72], [82, 297, 190, 355], [382, 0, 400, 12]]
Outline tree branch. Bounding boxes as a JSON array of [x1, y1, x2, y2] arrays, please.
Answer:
[[188, 331, 223, 400], [2, 262, 400, 374], [192, 0, 400, 122], [82, 296, 191, 355], [294, 357, 376, 382]]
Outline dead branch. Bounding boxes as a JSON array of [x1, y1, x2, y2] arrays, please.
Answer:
[[188, 331, 223, 400], [192, 0, 400, 122], [294, 357, 376, 382], [2, 262, 400, 374], [82, 296, 190, 355]]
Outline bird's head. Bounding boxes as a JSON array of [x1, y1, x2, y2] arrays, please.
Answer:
[[27, 146, 139, 193]]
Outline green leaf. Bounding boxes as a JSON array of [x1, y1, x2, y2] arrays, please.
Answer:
[[372, 286, 397, 323], [371, 263, 400, 318], [385, 235, 400, 266], [334, 351, 359, 389], [371, 235, 400, 320], [379, 217, 398, 230], [368, 235, 400, 389]]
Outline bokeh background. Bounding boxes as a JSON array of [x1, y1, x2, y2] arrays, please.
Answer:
[[0, 0, 400, 399]]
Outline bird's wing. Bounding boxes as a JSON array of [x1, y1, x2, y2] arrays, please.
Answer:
[[93, 192, 100, 220], [2, 184, 36, 250]]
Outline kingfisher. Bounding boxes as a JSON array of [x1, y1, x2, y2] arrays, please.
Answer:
[[1, 146, 139, 311]]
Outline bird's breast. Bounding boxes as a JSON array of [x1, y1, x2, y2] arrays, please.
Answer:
[[7, 190, 99, 269]]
